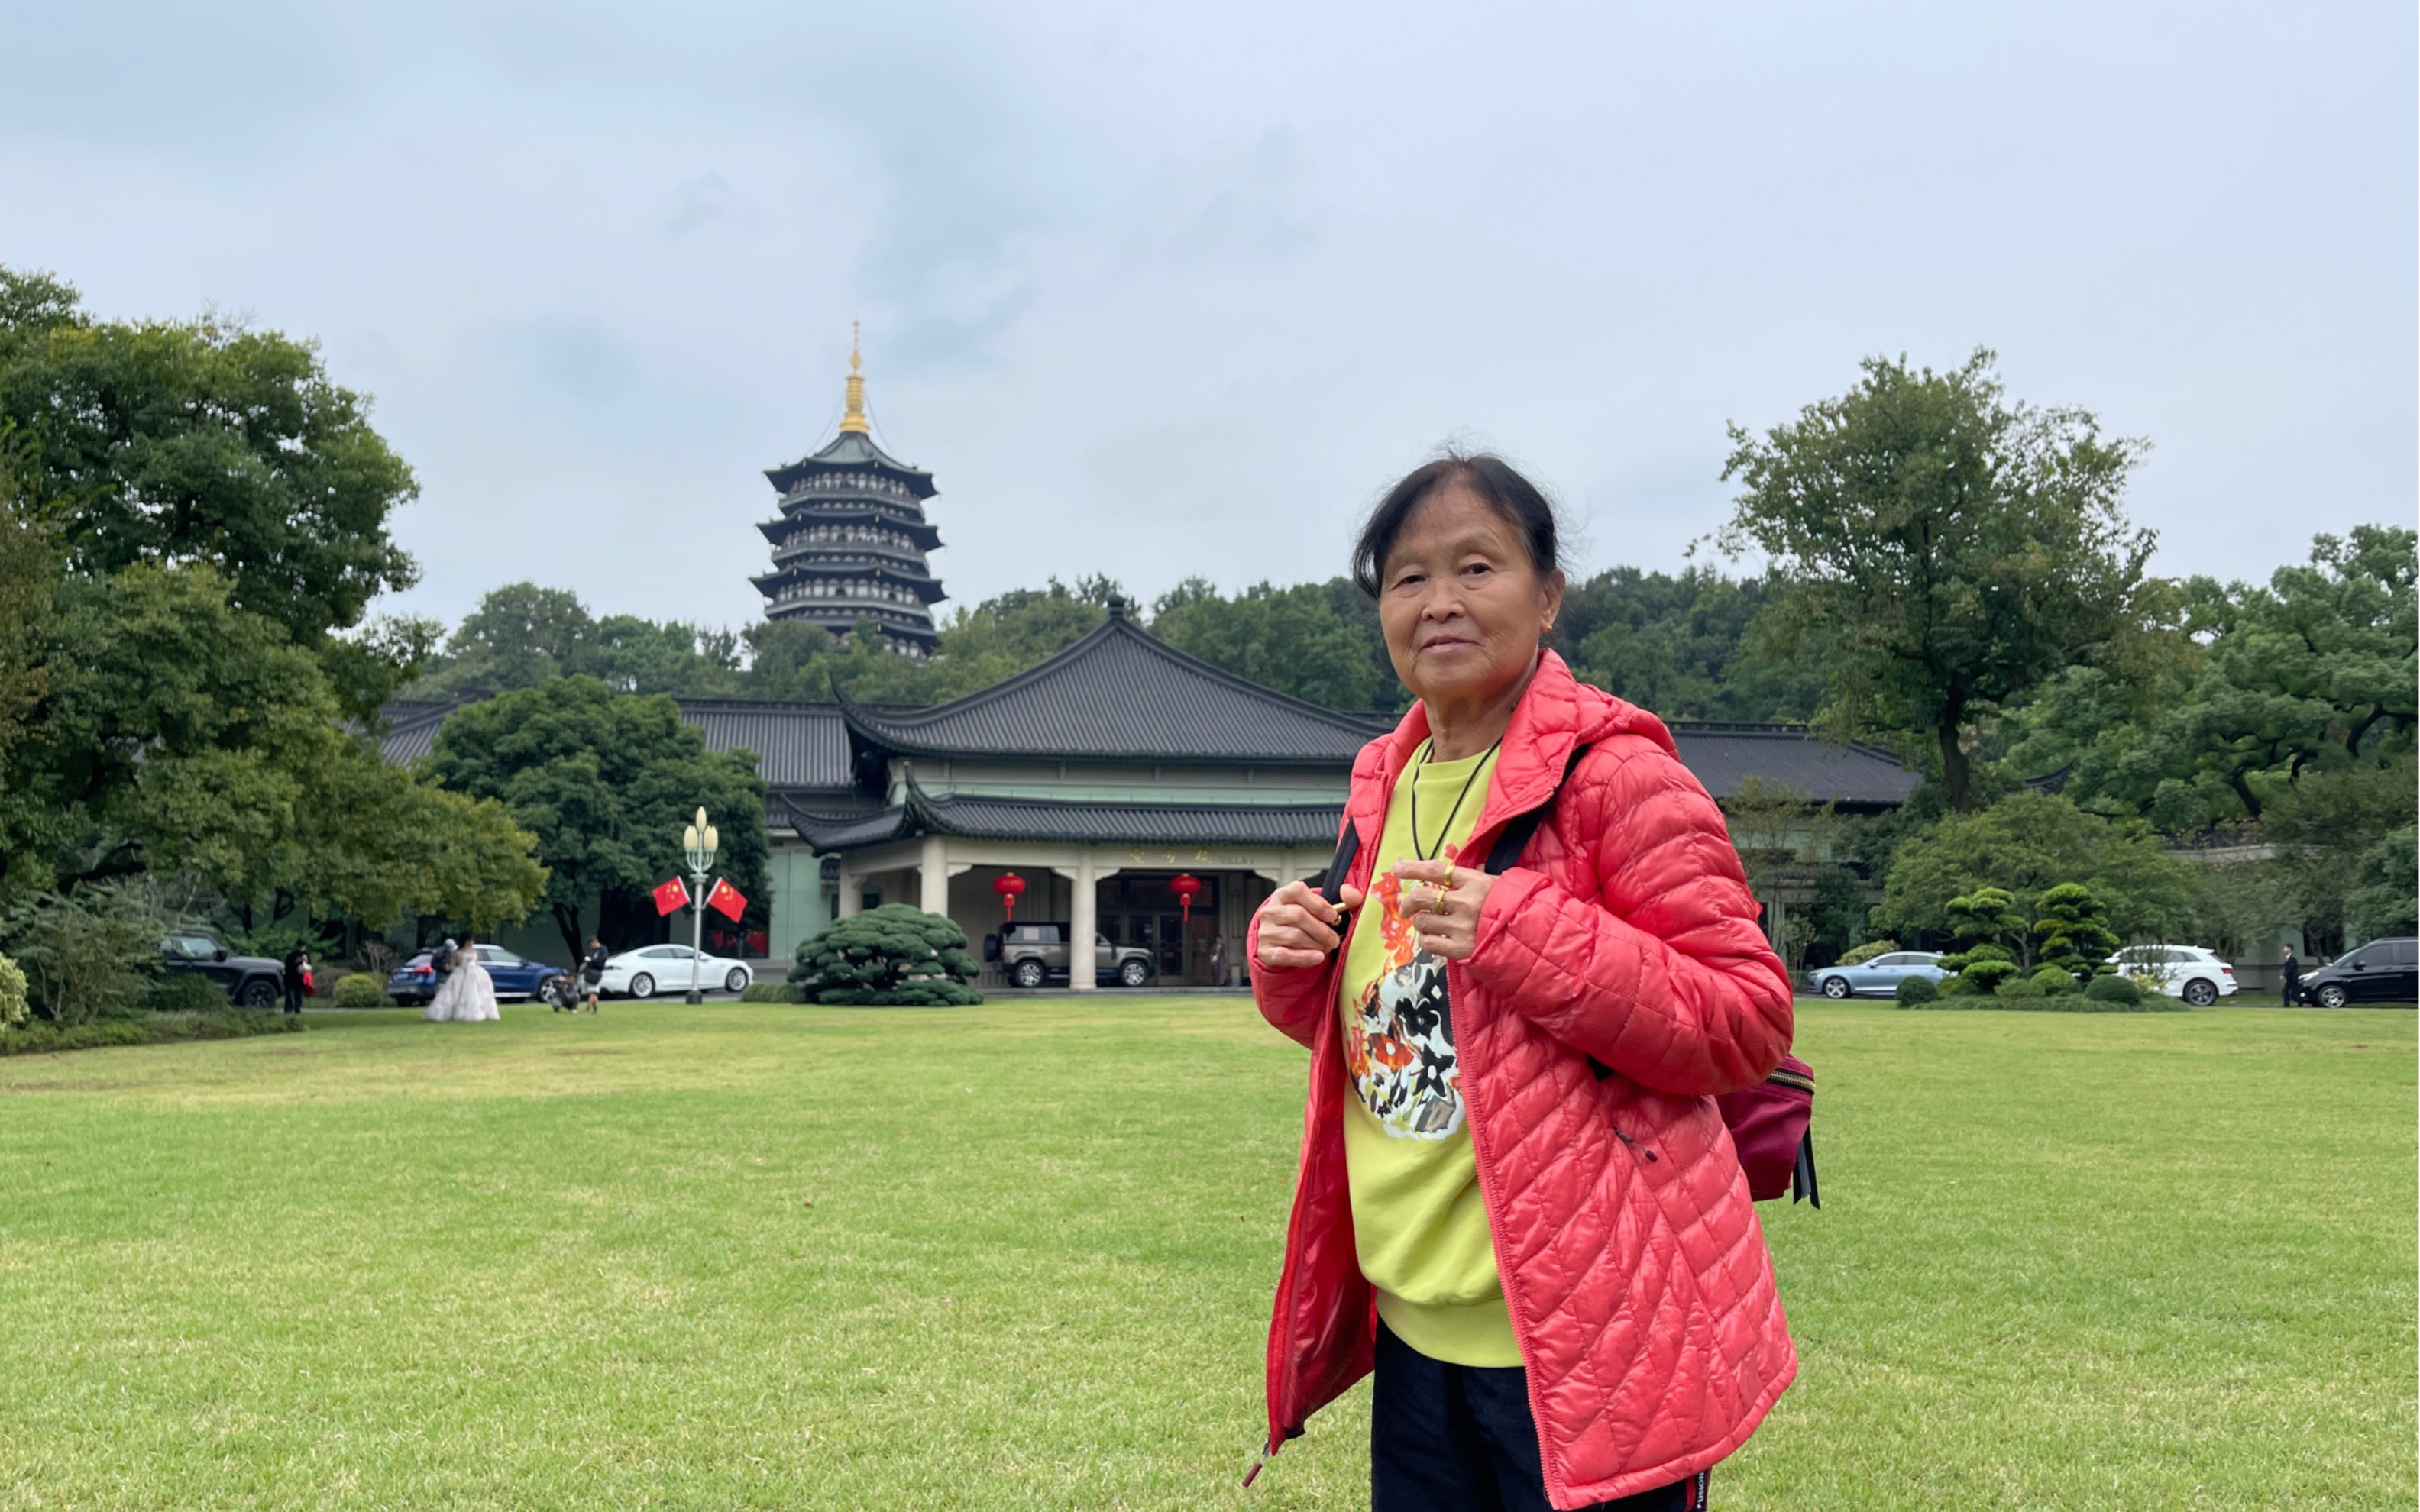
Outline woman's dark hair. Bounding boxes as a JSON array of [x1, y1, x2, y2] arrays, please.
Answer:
[[1351, 451, 1564, 597]]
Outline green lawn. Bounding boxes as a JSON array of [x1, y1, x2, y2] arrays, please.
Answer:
[[0, 999, 2410, 1510]]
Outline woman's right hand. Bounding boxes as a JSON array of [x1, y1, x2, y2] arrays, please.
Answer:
[[1254, 880, 1364, 971]]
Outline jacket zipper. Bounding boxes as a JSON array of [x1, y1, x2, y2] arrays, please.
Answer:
[[1764, 1068, 1813, 1095]]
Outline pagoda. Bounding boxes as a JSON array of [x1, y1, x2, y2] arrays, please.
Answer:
[[750, 329, 947, 658]]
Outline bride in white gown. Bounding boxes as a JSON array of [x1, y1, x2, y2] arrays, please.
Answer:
[[423, 939, 500, 1023]]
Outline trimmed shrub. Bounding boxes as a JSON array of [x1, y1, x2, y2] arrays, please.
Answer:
[[0, 951, 25, 1029], [791, 905, 983, 1007], [2, 884, 163, 1026], [150, 972, 231, 1014], [1895, 974, 1941, 1006], [739, 982, 806, 1003], [332, 973, 386, 1007], [1997, 975, 2047, 1000], [1959, 958, 2020, 994], [1938, 974, 1975, 997], [2085, 974, 2144, 1006], [1835, 939, 1900, 968], [2032, 965, 2082, 996]]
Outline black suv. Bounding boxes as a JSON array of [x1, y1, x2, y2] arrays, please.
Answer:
[[160, 930, 286, 1007], [2297, 937, 2418, 1007]]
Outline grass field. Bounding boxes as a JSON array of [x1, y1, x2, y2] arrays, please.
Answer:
[[0, 998, 2411, 1510]]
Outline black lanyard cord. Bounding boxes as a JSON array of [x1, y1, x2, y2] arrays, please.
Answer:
[[1408, 737, 1502, 861]]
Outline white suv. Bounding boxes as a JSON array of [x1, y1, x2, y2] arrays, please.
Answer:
[[2106, 945, 2238, 1006]]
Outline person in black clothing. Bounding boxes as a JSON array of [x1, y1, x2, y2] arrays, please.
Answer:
[[2281, 944, 2300, 1006], [581, 937, 609, 1013], [282, 945, 309, 1016]]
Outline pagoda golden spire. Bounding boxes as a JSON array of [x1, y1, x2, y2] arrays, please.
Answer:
[[838, 319, 869, 435]]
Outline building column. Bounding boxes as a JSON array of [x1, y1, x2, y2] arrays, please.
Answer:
[[920, 835, 949, 915], [836, 859, 860, 919], [1069, 851, 1097, 992]]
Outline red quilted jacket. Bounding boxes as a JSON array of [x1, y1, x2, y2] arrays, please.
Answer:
[[1246, 652, 1798, 1508]]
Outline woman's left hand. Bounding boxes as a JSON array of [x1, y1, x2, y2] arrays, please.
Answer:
[[1390, 858, 1496, 961]]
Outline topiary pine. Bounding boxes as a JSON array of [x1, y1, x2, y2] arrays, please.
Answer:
[[2034, 883, 2121, 981], [790, 904, 984, 1006], [1894, 974, 1941, 1006]]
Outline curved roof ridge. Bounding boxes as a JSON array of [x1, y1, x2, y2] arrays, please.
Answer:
[[840, 615, 1381, 743]]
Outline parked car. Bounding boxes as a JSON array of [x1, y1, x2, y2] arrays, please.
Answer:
[[596, 945, 753, 1000], [160, 929, 285, 1008], [991, 922, 1157, 989], [2105, 945, 2239, 1006], [387, 945, 571, 1006], [1807, 951, 1952, 1000], [2295, 937, 2418, 1008]]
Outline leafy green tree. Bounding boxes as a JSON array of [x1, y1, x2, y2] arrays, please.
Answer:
[[1, 881, 163, 1026], [1720, 350, 2155, 810], [1558, 566, 1823, 722], [1875, 790, 2195, 944], [789, 903, 981, 1006], [0, 267, 418, 649], [423, 678, 768, 960], [2261, 756, 2420, 951], [1152, 578, 1386, 710], [0, 440, 53, 773], [0, 561, 542, 929]]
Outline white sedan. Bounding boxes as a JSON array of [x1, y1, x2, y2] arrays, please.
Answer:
[[599, 945, 754, 999], [2106, 945, 2239, 1006]]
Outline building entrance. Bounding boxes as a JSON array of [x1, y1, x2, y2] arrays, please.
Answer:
[[1102, 874, 1225, 986]]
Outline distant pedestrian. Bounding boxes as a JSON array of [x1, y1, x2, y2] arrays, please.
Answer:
[[2281, 944, 2300, 1006], [282, 945, 310, 1016], [433, 935, 458, 993], [1210, 933, 1228, 987], [581, 936, 609, 1013]]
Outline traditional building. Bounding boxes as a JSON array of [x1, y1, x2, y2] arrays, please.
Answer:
[[749, 331, 947, 658]]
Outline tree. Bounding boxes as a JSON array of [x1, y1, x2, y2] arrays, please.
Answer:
[[1557, 565, 1823, 722], [422, 678, 768, 959], [0, 267, 419, 648], [0, 560, 542, 928], [1721, 350, 2155, 810], [2262, 756, 2420, 952], [2033, 884, 2120, 981], [1152, 578, 1386, 710], [0, 438, 53, 773], [1874, 790, 2195, 944], [789, 904, 982, 1006]]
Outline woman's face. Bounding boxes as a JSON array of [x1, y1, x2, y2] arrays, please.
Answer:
[[1376, 486, 1564, 709]]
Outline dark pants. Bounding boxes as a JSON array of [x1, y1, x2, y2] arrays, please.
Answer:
[[283, 980, 304, 1015], [1373, 1321, 1707, 1511], [2282, 974, 2299, 1006]]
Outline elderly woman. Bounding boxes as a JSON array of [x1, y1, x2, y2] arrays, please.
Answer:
[[1248, 455, 1797, 1512]]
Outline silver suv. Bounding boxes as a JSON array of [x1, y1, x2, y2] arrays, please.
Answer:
[[994, 922, 1157, 990]]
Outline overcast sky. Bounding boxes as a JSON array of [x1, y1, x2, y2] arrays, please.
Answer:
[[8, 3, 2413, 634]]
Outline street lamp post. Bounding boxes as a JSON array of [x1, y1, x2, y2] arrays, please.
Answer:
[[682, 806, 719, 1004]]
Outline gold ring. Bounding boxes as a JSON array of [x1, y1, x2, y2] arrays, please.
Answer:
[[1442, 863, 1456, 890]]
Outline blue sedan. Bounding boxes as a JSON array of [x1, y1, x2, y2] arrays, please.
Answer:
[[1807, 951, 1952, 1000], [387, 945, 571, 1005]]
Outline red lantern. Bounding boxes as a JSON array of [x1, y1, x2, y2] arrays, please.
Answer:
[[1170, 871, 1202, 926], [992, 871, 1027, 922]]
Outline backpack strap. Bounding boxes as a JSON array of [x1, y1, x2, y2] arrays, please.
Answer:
[[1317, 822, 1361, 907], [1483, 743, 1592, 876]]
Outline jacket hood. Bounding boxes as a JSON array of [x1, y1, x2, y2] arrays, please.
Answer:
[[1351, 651, 1676, 845]]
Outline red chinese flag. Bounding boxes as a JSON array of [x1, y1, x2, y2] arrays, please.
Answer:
[[652, 877, 691, 916], [706, 877, 748, 922]]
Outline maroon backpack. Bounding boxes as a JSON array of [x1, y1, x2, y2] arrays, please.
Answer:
[[1324, 743, 1820, 1209]]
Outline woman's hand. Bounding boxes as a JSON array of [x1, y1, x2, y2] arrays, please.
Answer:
[[1254, 880, 1366, 971], [1390, 858, 1497, 961]]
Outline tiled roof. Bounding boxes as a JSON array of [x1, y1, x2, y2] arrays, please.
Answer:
[[1665, 723, 1918, 809], [681, 702, 858, 790], [836, 612, 1381, 764], [906, 777, 1344, 846], [377, 699, 467, 765], [765, 431, 938, 497], [783, 802, 913, 851]]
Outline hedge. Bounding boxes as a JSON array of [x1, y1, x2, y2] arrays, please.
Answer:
[[332, 973, 387, 1007], [0, 1013, 306, 1058], [739, 983, 807, 1003]]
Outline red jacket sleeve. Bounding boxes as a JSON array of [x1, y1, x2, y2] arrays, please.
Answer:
[[1247, 901, 1333, 1051], [1462, 744, 1795, 1097]]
